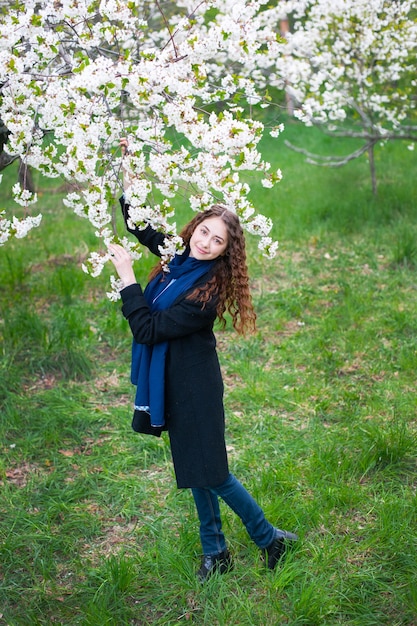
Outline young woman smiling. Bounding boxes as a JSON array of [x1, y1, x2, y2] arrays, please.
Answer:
[[108, 202, 298, 581]]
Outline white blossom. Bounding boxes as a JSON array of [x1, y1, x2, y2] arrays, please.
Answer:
[[3, 214, 43, 240], [0, 212, 11, 245], [158, 236, 186, 268], [246, 215, 273, 237], [270, 125, 285, 138], [259, 237, 279, 259], [106, 275, 125, 301], [82, 252, 108, 278], [12, 184, 38, 207]]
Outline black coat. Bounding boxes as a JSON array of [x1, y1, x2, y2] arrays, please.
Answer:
[[119, 216, 229, 489]]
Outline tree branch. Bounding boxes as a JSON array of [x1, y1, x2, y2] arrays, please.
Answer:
[[319, 127, 417, 142], [0, 150, 18, 171], [155, 0, 179, 58], [284, 140, 371, 167]]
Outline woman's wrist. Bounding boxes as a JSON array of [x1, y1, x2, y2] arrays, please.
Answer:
[[119, 269, 137, 288]]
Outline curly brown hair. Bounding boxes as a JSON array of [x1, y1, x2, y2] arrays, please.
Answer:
[[148, 205, 257, 335]]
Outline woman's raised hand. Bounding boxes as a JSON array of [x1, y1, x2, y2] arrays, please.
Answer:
[[108, 243, 137, 288], [120, 137, 129, 156], [119, 138, 132, 193]]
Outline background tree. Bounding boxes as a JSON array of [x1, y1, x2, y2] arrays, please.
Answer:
[[266, 0, 417, 194], [0, 112, 35, 192], [0, 115, 11, 169]]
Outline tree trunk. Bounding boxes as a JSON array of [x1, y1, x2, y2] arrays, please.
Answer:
[[368, 142, 377, 196], [18, 158, 36, 193], [280, 18, 295, 116], [0, 149, 17, 171]]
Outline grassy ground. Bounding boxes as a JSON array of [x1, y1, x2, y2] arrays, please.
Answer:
[[1, 122, 417, 625]]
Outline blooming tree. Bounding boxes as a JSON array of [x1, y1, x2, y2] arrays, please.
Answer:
[[0, 0, 286, 296], [266, 0, 417, 194]]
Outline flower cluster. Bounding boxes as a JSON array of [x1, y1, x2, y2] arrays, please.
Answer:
[[0, 210, 42, 244], [0, 0, 286, 295]]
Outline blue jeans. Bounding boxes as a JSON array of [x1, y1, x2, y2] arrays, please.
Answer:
[[191, 473, 276, 555]]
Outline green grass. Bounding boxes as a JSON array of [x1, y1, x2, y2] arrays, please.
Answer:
[[1, 122, 417, 625]]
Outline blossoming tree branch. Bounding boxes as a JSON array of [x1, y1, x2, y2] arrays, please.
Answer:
[[0, 0, 288, 297]]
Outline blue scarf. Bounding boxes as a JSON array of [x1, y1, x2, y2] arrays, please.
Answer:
[[131, 251, 215, 428]]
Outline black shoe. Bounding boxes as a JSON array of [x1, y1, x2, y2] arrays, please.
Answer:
[[265, 529, 298, 570], [197, 549, 232, 582]]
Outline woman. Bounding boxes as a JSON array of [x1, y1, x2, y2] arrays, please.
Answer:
[[108, 201, 298, 581]]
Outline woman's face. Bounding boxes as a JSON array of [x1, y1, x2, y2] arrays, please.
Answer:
[[189, 216, 229, 261]]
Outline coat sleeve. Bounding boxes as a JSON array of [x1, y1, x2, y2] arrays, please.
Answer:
[[120, 196, 166, 257], [120, 283, 217, 345]]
